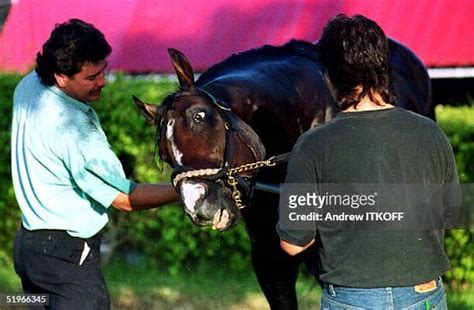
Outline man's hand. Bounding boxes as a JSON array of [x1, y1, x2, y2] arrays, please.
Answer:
[[280, 239, 315, 256], [112, 183, 178, 212]]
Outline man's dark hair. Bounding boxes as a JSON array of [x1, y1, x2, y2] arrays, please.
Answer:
[[35, 19, 112, 86], [318, 14, 396, 110]]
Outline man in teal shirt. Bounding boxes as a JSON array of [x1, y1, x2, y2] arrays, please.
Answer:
[[11, 19, 177, 309]]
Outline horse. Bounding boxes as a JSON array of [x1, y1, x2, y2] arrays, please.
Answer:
[[134, 39, 432, 309]]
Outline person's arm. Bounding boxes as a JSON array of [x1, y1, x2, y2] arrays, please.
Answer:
[[277, 131, 319, 255], [280, 239, 315, 256], [112, 183, 178, 212]]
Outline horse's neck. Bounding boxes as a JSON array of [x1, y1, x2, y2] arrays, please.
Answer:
[[198, 78, 256, 117]]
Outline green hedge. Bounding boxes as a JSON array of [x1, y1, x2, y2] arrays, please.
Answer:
[[436, 105, 474, 289], [0, 73, 472, 286], [0, 74, 22, 267]]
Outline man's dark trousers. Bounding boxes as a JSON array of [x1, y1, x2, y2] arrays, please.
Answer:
[[14, 225, 110, 309]]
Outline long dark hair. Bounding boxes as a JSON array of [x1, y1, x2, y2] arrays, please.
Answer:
[[35, 19, 112, 86], [317, 14, 396, 110]]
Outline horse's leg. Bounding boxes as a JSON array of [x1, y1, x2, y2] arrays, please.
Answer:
[[251, 237, 300, 309], [242, 191, 300, 310]]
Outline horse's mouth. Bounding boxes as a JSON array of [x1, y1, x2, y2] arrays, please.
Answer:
[[179, 179, 238, 231], [212, 208, 230, 231], [187, 208, 232, 231]]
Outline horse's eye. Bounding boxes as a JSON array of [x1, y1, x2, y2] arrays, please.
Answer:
[[192, 111, 206, 123]]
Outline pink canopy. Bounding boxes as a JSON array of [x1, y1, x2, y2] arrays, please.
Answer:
[[0, 0, 472, 73]]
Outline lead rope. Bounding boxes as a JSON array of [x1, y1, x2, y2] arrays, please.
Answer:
[[225, 156, 278, 209], [225, 174, 244, 209], [172, 154, 289, 209]]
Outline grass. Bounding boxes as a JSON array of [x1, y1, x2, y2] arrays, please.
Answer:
[[0, 264, 21, 293], [0, 260, 472, 309], [104, 260, 321, 309]]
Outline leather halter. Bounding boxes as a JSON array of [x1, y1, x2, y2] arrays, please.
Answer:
[[166, 87, 289, 208], [171, 86, 258, 176]]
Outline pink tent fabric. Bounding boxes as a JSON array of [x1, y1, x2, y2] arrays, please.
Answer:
[[0, 0, 472, 73]]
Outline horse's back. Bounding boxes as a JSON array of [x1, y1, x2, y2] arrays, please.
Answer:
[[388, 39, 434, 119]]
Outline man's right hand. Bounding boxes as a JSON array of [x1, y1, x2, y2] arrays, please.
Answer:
[[112, 183, 178, 211]]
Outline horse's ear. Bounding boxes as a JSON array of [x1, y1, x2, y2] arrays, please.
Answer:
[[133, 95, 160, 125], [168, 48, 195, 88]]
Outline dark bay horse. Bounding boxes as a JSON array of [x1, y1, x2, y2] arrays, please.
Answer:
[[134, 39, 432, 309]]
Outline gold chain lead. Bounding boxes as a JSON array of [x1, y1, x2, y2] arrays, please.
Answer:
[[173, 156, 278, 209]]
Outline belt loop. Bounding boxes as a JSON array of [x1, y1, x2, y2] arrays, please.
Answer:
[[328, 284, 336, 297]]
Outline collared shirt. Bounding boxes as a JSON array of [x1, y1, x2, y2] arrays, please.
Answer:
[[11, 72, 136, 238]]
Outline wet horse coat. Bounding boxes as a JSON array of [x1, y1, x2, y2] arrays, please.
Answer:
[[135, 39, 432, 309]]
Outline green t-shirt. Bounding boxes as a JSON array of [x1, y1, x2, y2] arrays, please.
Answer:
[[277, 107, 459, 287], [11, 72, 137, 238]]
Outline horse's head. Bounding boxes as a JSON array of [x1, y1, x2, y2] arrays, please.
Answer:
[[134, 48, 266, 231]]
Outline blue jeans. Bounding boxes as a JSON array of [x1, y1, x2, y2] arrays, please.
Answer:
[[321, 278, 447, 309]]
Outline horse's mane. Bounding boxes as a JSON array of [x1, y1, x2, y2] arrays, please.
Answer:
[[197, 39, 319, 85], [155, 40, 319, 165]]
